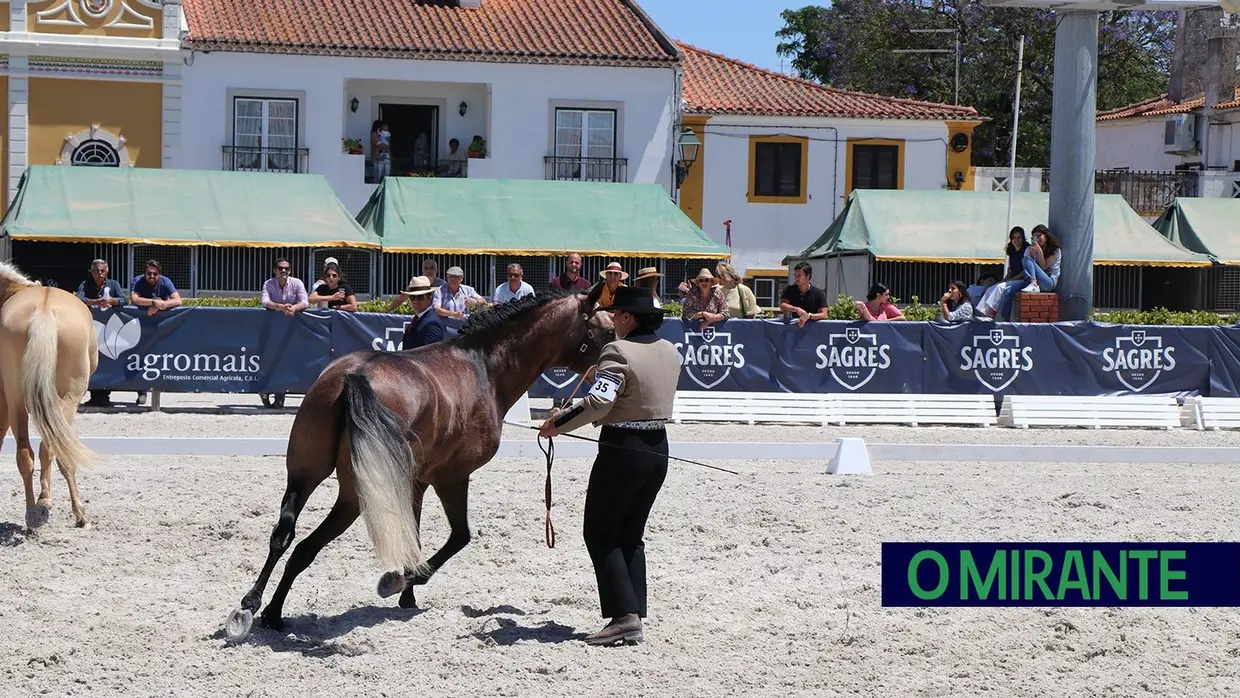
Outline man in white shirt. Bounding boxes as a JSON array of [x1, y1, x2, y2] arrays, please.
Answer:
[[433, 265, 489, 319], [493, 263, 535, 304]]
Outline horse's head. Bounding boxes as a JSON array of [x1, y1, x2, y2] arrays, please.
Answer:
[[560, 285, 615, 373]]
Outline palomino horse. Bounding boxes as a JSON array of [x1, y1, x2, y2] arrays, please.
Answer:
[[0, 261, 98, 529], [230, 287, 612, 635]]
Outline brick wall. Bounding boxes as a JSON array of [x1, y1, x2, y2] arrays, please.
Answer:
[[1014, 292, 1058, 323]]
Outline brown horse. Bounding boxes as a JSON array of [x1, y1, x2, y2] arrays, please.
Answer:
[[230, 287, 612, 635], [0, 261, 98, 529]]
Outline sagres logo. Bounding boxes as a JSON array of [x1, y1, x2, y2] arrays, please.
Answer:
[[541, 367, 581, 390], [1100, 330, 1176, 392], [960, 328, 1034, 392], [93, 312, 141, 360], [94, 311, 261, 382], [372, 326, 405, 352], [815, 326, 891, 391], [673, 326, 746, 389]]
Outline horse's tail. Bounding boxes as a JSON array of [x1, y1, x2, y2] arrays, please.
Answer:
[[340, 371, 426, 576], [22, 306, 96, 474]]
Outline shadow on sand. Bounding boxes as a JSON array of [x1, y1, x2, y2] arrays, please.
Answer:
[[0, 522, 26, 547], [218, 605, 424, 658]]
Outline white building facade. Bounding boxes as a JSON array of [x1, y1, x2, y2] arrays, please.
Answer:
[[674, 43, 982, 305], [176, 0, 682, 215]]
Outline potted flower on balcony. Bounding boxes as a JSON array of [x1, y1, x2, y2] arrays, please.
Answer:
[[343, 138, 363, 155], [467, 135, 487, 159]]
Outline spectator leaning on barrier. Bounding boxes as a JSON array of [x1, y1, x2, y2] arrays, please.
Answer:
[[549, 253, 592, 293], [681, 267, 729, 329], [78, 259, 124, 408], [422, 259, 447, 289], [130, 259, 182, 406], [494, 263, 535, 304], [938, 281, 974, 323], [309, 262, 358, 311], [398, 276, 445, 350], [261, 258, 309, 317], [779, 262, 828, 328], [433, 265, 488, 319], [855, 283, 906, 321], [715, 262, 757, 319]]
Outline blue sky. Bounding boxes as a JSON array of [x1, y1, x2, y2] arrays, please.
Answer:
[[638, 0, 800, 74]]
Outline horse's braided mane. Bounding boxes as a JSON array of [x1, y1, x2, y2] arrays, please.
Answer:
[[453, 289, 583, 348]]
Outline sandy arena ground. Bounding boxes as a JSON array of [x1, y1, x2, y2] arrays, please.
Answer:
[[2, 393, 1240, 696]]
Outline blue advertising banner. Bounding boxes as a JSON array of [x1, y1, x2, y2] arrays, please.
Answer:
[[881, 542, 1240, 607], [80, 307, 1238, 399], [88, 306, 332, 393]]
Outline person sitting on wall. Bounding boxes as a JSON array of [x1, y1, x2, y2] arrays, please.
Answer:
[[938, 280, 974, 323], [854, 283, 906, 321], [779, 262, 828, 328], [1020, 225, 1062, 294], [977, 227, 1031, 320]]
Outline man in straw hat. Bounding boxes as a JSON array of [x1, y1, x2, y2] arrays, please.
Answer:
[[398, 276, 445, 350], [539, 284, 680, 647], [633, 266, 663, 308], [595, 261, 628, 308]]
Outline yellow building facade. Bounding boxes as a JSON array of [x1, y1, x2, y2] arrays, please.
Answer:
[[1, 0, 182, 222]]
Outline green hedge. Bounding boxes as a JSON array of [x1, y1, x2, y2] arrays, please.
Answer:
[[178, 295, 1237, 326]]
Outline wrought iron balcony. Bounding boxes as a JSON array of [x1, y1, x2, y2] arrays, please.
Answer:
[[222, 146, 309, 174], [366, 157, 469, 183], [544, 156, 628, 183]]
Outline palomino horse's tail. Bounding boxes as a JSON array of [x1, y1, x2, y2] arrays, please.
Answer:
[[22, 307, 96, 474], [340, 372, 426, 577]]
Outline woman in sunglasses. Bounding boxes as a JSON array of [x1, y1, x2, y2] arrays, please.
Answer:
[[680, 267, 729, 329], [309, 262, 358, 312]]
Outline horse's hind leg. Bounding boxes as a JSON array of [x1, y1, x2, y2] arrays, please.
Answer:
[[397, 480, 429, 609], [401, 477, 472, 606], [261, 483, 360, 631], [36, 441, 54, 512], [12, 411, 45, 530]]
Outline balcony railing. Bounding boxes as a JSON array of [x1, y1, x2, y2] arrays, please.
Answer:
[[544, 156, 628, 183], [366, 157, 469, 183], [1041, 169, 1200, 215], [222, 146, 309, 174]]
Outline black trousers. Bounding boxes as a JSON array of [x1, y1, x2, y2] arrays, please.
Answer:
[[583, 425, 669, 619]]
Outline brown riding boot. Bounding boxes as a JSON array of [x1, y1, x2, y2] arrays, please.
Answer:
[[584, 613, 643, 646]]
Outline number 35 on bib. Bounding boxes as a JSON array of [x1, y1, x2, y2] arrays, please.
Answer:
[[588, 372, 622, 402]]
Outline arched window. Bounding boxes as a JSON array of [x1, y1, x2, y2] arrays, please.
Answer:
[[70, 139, 121, 167], [57, 125, 133, 167]]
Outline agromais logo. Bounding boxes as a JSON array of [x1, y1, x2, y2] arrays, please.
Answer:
[[815, 326, 892, 390], [93, 311, 262, 382], [960, 328, 1034, 392], [1099, 330, 1176, 392], [673, 326, 746, 389]]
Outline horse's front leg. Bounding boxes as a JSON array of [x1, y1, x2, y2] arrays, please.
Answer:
[[400, 477, 470, 608]]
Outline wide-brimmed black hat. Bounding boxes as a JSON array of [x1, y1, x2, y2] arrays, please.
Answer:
[[606, 285, 666, 315]]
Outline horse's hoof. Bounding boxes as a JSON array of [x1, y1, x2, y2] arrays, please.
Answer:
[[224, 608, 254, 643], [75, 519, 91, 530], [398, 587, 417, 609], [259, 609, 284, 632], [377, 570, 405, 599], [25, 503, 50, 530]]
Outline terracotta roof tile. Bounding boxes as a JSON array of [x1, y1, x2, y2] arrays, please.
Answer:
[[678, 42, 981, 121], [1097, 85, 1240, 121], [182, 0, 679, 66]]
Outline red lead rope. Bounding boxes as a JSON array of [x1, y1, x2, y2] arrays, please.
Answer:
[[540, 365, 596, 549]]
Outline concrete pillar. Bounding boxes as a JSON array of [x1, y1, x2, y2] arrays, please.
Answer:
[[1047, 10, 1098, 322]]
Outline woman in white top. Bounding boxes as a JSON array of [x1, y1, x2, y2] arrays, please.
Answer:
[[714, 262, 758, 319]]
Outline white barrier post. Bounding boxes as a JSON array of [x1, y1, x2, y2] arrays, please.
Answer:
[[504, 392, 532, 425], [827, 437, 872, 475]]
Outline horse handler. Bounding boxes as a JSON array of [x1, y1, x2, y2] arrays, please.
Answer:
[[539, 285, 681, 646]]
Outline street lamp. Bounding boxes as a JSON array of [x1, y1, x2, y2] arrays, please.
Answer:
[[674, 128, 700, 188]]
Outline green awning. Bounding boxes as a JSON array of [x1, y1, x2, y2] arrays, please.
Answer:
[[1151, 198, 1238, 265], [0, 165, 381, 249], [356, 177, 731, 258], [785, 189, 1212, 268]]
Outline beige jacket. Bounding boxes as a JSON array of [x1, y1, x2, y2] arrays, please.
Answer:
[[553, 332, 681, 433]]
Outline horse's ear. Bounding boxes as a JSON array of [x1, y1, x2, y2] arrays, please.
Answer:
[[581, 282, 604, 314]]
